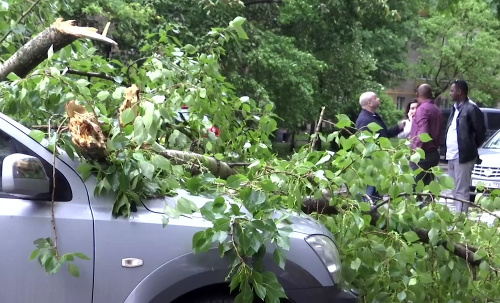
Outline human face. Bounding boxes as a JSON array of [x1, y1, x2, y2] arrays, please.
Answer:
[[368, 94, 380, 111], [408, 102, 418, 120], [449, 84, 460, 102]]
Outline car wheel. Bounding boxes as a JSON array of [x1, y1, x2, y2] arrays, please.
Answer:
[[180, 294, 235, 303]]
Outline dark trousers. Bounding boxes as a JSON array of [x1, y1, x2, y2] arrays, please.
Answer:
[[410, 150, 440, 187], [365, 186, 382, 202]]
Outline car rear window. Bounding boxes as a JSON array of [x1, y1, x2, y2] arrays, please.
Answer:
[[487, 112, 500, 130]]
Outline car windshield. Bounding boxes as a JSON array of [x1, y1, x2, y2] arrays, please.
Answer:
[[483, 130, 500, 149]]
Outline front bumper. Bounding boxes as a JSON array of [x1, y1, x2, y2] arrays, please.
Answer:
[[286, 286, 358, 303]]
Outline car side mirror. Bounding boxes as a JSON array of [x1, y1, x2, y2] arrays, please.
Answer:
[[2, 153, 50, 196]]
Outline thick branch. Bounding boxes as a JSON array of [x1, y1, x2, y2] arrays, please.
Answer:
[[301, 197, 489, 267], [310, 106, 326, 152], [0, 18, 117, 81], [158, 150, 238, 179], [64, 69, 130, 87]]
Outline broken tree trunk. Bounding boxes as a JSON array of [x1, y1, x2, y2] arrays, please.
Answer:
[[301, 196, 487, 267], [158, 150, 238, 179], [0, 18, 117, 81]]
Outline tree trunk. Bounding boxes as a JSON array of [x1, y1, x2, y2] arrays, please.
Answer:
[[301, 197, 484, 267], [158, 150, 238, 179], [288, 130, 296, 152], [0, 18, 116, 81]]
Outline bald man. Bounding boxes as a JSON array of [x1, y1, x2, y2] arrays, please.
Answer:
[[356, 91, 405, 201], [409, 84, 443, 188]]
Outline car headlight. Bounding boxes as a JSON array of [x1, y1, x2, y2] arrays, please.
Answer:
[[305, 234, 342, 284]]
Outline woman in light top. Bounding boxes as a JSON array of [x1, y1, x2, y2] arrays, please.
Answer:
[[398, 99, 418, 139]]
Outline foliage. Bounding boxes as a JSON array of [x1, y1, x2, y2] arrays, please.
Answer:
[[30, 237, 90, 277], [412, 0, 500, 104], [1, 0, 500, 302], [378, 92, 404, 126]]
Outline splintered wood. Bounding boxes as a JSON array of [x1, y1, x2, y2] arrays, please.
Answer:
[[66, 101, 107, 160]]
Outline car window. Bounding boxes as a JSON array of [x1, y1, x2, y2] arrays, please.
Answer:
[[0, 129, 72, 201], [486, 113, 500, 130], [483, 131, 500, 149]]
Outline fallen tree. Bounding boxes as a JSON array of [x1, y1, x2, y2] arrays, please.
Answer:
[[0, 18, 116, 81], [1, 14, 499, 303]]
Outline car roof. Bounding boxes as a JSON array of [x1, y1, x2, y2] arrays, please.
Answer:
[[441, 107, 500, 113]]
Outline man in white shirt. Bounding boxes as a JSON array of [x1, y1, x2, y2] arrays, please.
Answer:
[[444, 80, 486, 212]]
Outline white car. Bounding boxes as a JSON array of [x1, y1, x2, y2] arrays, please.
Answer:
[[470, 129, 500, 199]]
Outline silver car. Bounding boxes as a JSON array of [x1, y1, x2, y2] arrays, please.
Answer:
[[0, 112, 357, 303], [471, 129, 500, 198]]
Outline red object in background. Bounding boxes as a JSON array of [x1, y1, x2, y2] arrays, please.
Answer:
[[209, 126, 220, 137]]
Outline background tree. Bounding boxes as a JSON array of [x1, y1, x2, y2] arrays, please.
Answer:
[[412, 0, 500, 104]]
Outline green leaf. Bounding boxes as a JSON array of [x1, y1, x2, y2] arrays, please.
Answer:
[[397, 291, 406, 301], [403, 231, 420, 243], [96, 91, 110, 101], [73, 253, 90, 260], [428, 227, 439, 245], [121, 108, 136, 125], [164, 205, 182, 219], [273, 248, 286, 269], [226, 175, 243, 189], [367, 122, 383, 133], [262, 271, 286, 300], [29, 249, 40, 260], [183, 44, 198, 54], [7, 72, 20, 81], [29, 130, 45, 143], [76, 79, 90, 87], [47, 45, 54, 60], [419, 133, 432, 143], [139, 160, 155, 180], [151, 154, 171, 171], [408, 277, 417, 286], [235, 282, 253, 303], [231, 16, 246, 27], [68, 263, 80, 277], [351, 258, 361, 270], [199, 88, 207, 99], [162, 215, 169, 227], [177, 197, 199, 214]]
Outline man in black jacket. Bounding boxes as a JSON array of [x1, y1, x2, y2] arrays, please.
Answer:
[[355, 91, 404, 200], [355, 92, 404, 138], [445, 80, 486, 212]]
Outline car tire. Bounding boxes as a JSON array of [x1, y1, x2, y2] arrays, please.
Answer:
[[183, 294, 235, 303]]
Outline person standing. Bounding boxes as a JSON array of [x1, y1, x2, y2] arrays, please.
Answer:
[[445, 80, 486, 212], [409, 84, 443, 187], [356, 91, 404, 200], [398, 99, 418, 139]]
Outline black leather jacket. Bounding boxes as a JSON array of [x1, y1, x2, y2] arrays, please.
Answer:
[[444, 100, 486, 163]]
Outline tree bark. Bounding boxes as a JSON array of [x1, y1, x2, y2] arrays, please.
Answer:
[[0, 18, 117, 81], [301, 197, 485, 267], [158, 150, 238, 179]]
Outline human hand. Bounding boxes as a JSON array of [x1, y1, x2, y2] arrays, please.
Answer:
[[409, 112, 415, 122], [398, 120, 406, 130]]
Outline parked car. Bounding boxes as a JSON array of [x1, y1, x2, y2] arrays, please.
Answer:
[[439, 107, 500, 161], [470, 128, 500, 201], [0, 112, 357, 302]]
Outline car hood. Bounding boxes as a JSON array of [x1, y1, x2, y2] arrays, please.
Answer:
[[142, 189, 330, 236], [479, 148, 500, 167]]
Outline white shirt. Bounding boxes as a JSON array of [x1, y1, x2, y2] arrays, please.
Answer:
[[446, 104, 461, 160]]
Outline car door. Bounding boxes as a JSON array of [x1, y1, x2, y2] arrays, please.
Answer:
[[0, 116, 94, 303]]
